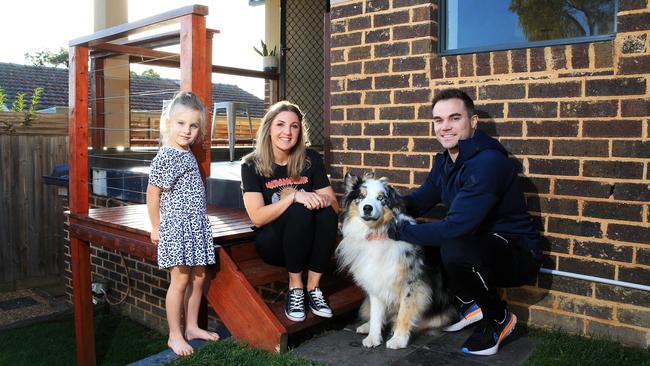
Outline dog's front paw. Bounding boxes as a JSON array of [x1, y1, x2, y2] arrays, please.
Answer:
[[386, 334, 409, 349], [356, 322, 370, 334], [362, 334, 382, 348]]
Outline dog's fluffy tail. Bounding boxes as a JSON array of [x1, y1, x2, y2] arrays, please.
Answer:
[[417, 307, 455, 332], [357, 296, 454, 331]]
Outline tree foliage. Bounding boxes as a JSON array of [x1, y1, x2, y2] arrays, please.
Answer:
[[509, 0, 614, 41], [140, 68, 161, 78], [24, 47, 69, 68], [130, 68, 161, 78]]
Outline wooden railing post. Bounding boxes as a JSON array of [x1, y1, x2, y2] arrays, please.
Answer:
[[180, 13, 211, 180], [69, 45, 96, 366], [180, 10, 212, 330]]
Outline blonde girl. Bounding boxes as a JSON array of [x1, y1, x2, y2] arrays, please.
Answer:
[[146, 91, 218, 356]]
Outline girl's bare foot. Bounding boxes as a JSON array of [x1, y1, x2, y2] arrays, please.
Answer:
[[185, 327, 220, 341], [168, 336, 193, 356]]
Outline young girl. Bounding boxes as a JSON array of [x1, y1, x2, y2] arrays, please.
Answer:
[[146, 91, 219, 356], [241, 101, 339, 322]]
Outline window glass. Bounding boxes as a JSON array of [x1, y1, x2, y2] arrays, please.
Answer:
[[444, 0, 616, 53]]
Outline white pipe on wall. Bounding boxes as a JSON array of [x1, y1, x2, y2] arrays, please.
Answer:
[[539, 268, 650, 292]]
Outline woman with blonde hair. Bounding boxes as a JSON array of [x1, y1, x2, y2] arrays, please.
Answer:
[[241, 101, 339, 322]]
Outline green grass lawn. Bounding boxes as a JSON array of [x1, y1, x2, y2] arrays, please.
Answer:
[[0, 312, 167, 366], [0, 312, 648, 366], [167, 340, 323, 366], [523, 327, 650, 366]]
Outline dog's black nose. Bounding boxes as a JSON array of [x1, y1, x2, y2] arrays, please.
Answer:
[[363, 205, 373, 215]]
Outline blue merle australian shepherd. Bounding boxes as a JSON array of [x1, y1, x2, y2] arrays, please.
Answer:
[[336, 172, 453, 349]]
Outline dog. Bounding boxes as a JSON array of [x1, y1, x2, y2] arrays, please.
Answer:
[[336, 172, 453, 349]]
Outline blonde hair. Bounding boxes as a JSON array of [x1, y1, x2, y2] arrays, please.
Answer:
[[244, 101, 309, 179], [159, 91, 207, 146]]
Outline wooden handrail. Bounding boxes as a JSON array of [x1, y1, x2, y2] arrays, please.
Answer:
[[90, 29, 220, 58], [93, 43, 178, 62], [69, 4, 209, 47], [122, 55, 280, 80], [213, 65, 280, 80], [91, 43, 279, 82]]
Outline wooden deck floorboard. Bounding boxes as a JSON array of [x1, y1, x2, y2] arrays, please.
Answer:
[[67, 204, 255, 261]]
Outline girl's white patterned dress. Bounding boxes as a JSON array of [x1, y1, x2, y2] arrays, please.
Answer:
[[149, 146, 216, 269]]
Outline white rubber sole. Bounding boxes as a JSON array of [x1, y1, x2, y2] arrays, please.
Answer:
[[443, 307, 483, 332], [285, 310, 306, 322], [462, 314, 517, 356], [310, 306, 333, 318]]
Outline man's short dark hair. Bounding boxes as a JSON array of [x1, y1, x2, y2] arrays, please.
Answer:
[[431, 88, 475, 117]]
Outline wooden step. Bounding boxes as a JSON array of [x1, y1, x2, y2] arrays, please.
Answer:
[[270, 279, 365, 333], [238, 257, 287, 287], [208, 246, 366, 353]]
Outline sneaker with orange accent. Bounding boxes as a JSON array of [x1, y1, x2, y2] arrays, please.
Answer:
[[461, 310, 517, 356], [443, 300, 483, 332]]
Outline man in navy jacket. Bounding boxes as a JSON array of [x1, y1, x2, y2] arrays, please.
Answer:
[[390, 89, 542, 356]]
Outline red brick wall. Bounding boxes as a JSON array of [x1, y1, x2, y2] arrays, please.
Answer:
[[62, 195, 170, 333], [329, 0, 649, 347]]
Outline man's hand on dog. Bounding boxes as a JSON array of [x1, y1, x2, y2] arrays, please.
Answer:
[[367, 232, 388, 241], [367, 220, 410, 241]]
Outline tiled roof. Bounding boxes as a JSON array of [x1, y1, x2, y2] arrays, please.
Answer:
[[0, 62, 265, 117]]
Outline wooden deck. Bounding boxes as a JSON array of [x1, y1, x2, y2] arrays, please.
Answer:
[[68, 205, 255, 260], [68, 204, 364, 353]]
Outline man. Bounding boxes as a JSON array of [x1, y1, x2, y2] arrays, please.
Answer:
[[389, 88, 542, 355]]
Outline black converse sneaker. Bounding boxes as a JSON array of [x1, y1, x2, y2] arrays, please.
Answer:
[[285, 287, 306, 322], [443, 297, 483, 332], [461, 310, 517, 356], [307, 287, 333, 318]]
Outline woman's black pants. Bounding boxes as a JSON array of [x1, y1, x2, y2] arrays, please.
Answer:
[[254, 204, 338, 274]]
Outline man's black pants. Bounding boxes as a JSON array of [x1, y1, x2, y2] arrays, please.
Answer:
[[439, 233, 541, 320], [255, 204, 338, 274]]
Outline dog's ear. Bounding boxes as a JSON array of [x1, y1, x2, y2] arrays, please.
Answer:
[[344, 172, 361, 193], [378, 176, 390, 185], [385, 183, 406, 212], [363, 171, 375, 180]]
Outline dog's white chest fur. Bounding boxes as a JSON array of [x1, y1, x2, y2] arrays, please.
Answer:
[[338, 216, 413, 306]]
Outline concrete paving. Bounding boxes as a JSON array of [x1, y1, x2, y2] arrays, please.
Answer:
[[293, 320, 537, 366]]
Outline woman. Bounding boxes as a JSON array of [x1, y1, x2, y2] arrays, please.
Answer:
[[241, 101, 339, 322]]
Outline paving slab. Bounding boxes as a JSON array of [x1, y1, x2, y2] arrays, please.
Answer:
[[293, 321, 537, 366], [127, 326, 231, 366], [0, 288, 70, 330]]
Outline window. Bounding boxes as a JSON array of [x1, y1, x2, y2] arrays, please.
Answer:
[[441, 0, 616, 54]]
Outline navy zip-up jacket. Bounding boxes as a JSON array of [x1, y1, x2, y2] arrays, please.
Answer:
[[396, 130, 541, 258]]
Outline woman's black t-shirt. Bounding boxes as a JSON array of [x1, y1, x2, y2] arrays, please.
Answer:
[[241, 149, 330, 205]]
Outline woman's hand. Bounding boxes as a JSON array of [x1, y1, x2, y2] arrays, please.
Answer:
[[317, 193, 332, 208], [280, 187, 297, 202], [150, 226, 160, 245], [295, 191, 330, 210]]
